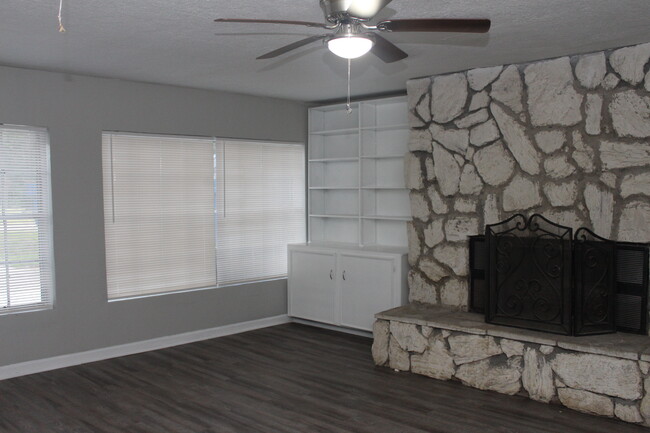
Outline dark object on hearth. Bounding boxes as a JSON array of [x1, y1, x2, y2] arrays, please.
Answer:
[[469, 235, 487, 314], [469, 216, 650, 336], [486, 214, 574, 335], [614, 242, 649, 334], [573, 228, 617, 336]]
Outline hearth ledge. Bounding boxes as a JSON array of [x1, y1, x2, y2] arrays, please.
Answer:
[[376, 304, 650, 361], [374, 303, 650, 427]]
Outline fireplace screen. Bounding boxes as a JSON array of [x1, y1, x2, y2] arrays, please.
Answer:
[[476, 214, 649, 336], [573, 228, 617, 335], [486, 214, 573, 335]]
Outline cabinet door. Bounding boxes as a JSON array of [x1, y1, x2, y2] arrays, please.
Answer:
[[288, 250, 337, 324], [339, 254, 395, 331]]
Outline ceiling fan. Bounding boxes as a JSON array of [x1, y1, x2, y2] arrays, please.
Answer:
[[215, 0, 491, 63]]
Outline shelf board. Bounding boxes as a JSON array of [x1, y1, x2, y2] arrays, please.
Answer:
[[300, 241, 409, 254], [361, 186, 407, 190], [360, 154, 405, 160], [309, 157, 358, 163], [361, 215, 412, 221], [309, 214, 358, 219], [310, 127, 359, 136], [360, 124, 409, 132], [309, 186, 359, 190]]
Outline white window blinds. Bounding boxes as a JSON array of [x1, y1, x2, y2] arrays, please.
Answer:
[[0, 125, 54, 314], [102, 133, 305, 299], [102, 133, 217, 299], [215, 140, 306, 286]]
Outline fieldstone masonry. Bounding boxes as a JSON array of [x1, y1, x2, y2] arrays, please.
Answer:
[[379, 41, 650, 428], [374, 305, 650, 426], [404, 42, 650, 310]]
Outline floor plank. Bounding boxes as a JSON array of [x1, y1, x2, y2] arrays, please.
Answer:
[[0, 323, 647, 433]]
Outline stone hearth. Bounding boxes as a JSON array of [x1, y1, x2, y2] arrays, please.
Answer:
[[373, 304, 650, 426]]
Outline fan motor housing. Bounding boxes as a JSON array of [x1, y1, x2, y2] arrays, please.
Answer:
[[320, 0, 357, 23]]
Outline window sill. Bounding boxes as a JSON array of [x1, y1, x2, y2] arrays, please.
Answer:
[[107, 276, 288, 303], [0, 304, 54, 317]]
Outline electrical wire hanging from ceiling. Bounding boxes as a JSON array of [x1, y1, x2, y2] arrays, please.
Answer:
[[58, 0, 66, 33]]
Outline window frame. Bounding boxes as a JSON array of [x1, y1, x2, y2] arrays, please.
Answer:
[[101, 131, 306, 302], [0, 123, 56, 315]]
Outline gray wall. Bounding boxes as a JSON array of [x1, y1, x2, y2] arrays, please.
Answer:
[[0, 65, 308, 367]]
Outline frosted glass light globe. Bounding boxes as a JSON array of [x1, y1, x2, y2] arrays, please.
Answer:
[[327, 36, 374, 59]]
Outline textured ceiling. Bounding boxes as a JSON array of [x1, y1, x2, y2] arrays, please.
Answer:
[[0, 1, 649, 102]]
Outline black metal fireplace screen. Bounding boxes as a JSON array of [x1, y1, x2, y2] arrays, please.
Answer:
[[469, 214, 649, 336]]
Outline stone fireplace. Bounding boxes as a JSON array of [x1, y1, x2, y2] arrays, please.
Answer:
[[402, 41, 650, 310], [372, 41, 650, 426]]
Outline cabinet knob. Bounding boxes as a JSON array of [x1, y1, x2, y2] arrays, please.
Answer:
[[330, 270, 333, 280], [342, 270, 346, 280]]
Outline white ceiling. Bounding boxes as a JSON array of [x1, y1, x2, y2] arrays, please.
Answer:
[[0, 0, 649, 103]]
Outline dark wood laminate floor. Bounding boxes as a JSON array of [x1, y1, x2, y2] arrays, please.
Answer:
[[0, 323, 646, 433]]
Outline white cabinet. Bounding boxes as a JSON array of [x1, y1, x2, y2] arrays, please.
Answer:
[[308, 96, 411, 249], [287, 249, 337, 325], [339, 253, 396, 330], [288, 244, 408, 331]]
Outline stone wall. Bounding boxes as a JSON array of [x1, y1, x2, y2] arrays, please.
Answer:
[[373, 306, 650, 426], [404, 42, 650, 309]]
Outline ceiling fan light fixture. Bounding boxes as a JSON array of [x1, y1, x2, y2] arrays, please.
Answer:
[[327, 35, 374, 59]]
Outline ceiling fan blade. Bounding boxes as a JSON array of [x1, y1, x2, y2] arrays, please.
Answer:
[[377, 19, 491, 33], [370, 34, 408, 63], [215, 18, 329, 29], [346, 0, 392, 19], [257, 35, 327, 59]]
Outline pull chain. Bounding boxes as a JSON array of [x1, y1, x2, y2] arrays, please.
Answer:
[[346, 58, 352, 114], [58, 0, 66, 33]]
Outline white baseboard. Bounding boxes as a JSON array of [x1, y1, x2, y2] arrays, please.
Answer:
[[0, 314, 290, 381], [291, 318, 373, 338]]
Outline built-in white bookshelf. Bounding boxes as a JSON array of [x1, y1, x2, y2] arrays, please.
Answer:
[[308, 96, 410, 248]]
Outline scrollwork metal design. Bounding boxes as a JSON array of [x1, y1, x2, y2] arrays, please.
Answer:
[[487, 214, 572, 335], [573, 228, 616, 334]]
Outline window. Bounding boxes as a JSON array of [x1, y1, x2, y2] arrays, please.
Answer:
[[102, 133, 305, 299], [0, 125, 54, 314], [102, 133, 217, 299], [215, 140, 306, 285]]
